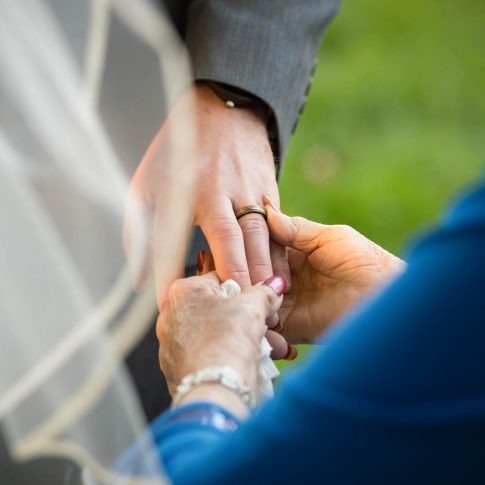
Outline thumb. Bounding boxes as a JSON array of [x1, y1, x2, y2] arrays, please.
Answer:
[[263, 197, 326, 255], [239, 275, 286, 319]]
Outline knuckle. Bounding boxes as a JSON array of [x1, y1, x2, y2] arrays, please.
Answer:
[[264, 288, 277, 306], [336, 224, 357, 237], [168, 279, 210, 306], [239, 216, 268, 237], [244, 303, 264, 323], [249, 259, 272, 271], [167, 278, 186, 297], [206, 216, 241, 241], [241, 290, 273, 320], [289, 216, 307, 240], [253, 308, 265, 323], [258, 289, 276, 314], [166, 280, 196, 307], [291, 215, 309, 226], [291, 216, 321, 246], [187, 285, 207, 300]]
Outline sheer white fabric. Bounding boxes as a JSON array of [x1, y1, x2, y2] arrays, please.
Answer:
[[0, 0, 196, 483]]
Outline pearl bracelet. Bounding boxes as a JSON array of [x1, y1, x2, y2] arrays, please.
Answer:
[[172, 366, 255, 409]]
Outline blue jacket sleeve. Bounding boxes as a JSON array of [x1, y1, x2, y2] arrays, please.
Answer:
[[153, 174, 485, 484]]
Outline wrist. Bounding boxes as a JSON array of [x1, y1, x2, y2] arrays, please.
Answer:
[[194, 82, 271, 137], [178, 383, 249, 419], [182, 351, 258, 393], [196, 81, 279, 166], [173, 366, 256, 418], [197, 80, 271, 123]]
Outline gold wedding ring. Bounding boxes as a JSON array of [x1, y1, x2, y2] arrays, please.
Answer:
[[234, 205, 267, 221]]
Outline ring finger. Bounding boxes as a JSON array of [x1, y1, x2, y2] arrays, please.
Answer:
[[236, 208, 273, 285]]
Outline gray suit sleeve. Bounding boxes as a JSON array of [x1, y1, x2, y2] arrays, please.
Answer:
[[185, 0, 341, 163]]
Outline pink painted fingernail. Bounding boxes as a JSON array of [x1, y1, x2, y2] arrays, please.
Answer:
[[263, 275, 286, 296], [262, 195, 281, 213]]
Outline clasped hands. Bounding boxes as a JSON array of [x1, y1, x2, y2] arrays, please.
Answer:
[[123, 84, 405, 409], [157, 202, 405, 411], [124, 84, 288, 295]]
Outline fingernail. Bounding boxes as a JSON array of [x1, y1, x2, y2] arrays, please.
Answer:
[[197, 250, 205, 273], [284, 343, 298, 361], [262, 195, 281, 213], [263, 275, 286, 296], [273, 321, 283, 333]]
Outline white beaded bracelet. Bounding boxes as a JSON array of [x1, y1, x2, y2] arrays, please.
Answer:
[[172, 366, 255, 409]]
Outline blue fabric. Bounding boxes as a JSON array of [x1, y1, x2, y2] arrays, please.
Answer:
[[151, 174, 485, 484], [115, 403, 239, 478]]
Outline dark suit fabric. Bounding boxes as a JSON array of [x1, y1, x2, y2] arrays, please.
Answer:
[[164, 0, 341, 160]]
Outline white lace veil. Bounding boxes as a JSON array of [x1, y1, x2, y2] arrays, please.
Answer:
[[0, 0, 196, 483]]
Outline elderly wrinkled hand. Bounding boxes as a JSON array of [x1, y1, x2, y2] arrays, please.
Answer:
[[157, 273, 286, 405], [264, 197, 406, 344]]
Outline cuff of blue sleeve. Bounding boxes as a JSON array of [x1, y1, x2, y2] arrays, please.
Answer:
[[151, 401, 241, 435], [116, 403, 240, 478]]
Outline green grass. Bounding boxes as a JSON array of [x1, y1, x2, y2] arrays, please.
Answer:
[[277, 0, 485, 371]]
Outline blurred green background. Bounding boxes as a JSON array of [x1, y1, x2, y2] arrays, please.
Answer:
[[278, 0, 485, 370]]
